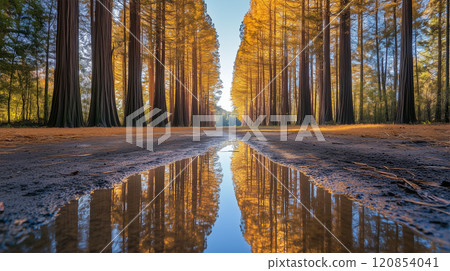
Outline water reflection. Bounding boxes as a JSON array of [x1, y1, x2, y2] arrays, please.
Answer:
[[2, 143, 446, 253], [231, 142, 442, 252], [6, 150, 220, 252]]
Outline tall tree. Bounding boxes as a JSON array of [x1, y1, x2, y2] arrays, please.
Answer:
[[124, 0, 145, 125], [152, 0, 168, 126], [375, 0, 382, 122], [297, 0, 311, 124], [172, 0, 187, 127], [90, 0, 94, 62], [123, 0, 127, 116], [337, 0, 354, 124], [48, 0, 83, 127], [445, 0, 450, 122], [181, 2, 189, 127], [392, 0, 399, 120], [270, 0, 278, 123], [281, 0, 289, 116], [192, 33, 199, 122], [396, 0, 416, 123], [381, 14, 389, 121], [88, 0, 120, 127], [320, 0, 333, 124], [358, 1, 364, 122], [43, 0, 56, 124], [435, 0, 443, 121]]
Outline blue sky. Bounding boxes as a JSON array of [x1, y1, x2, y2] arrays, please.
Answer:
[[204, 0, 250, 112]]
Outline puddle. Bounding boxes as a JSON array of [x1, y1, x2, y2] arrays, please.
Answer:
[[2, 142, 447, 252]]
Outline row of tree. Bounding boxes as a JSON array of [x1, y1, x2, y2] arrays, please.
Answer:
[[231, 0, 450, 124], [0, 0, 222, 127]]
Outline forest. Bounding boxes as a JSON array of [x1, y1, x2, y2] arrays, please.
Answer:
[[0, 0, 449, 126], [0, 0, 221, 127], [232, 0, 449, 124], [0, 0, 449, 258]]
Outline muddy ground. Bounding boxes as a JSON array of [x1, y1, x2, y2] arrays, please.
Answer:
[[0, 125, 449, 250], [0, 129, 227, 250]]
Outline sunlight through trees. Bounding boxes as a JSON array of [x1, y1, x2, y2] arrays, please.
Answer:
[[230, 0, 449, 124]]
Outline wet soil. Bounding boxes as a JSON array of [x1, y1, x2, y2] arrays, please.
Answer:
[[0, 126, 448, 250]]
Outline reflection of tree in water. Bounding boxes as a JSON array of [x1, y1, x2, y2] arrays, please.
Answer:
[[126, 175, 142, 252], [106, 150, 220, 252], [6, 150, 220, 253], [4, 144, 442, 253], [56, 200, 78, 252], [231, 142, 437, 253], [89, 189, 112, 252]]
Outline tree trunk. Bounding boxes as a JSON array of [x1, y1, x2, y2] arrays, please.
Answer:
[[8, 68, 13, 124], [48, 0, 83, 127], [317, 43, 323, 122], [435, 0, 443, 121], [20, 73, 25, 122], [311, 48, 315, 117], [320, 0, 333, 124], [44, 35, 50, 123], [172, 0, 185, 127], [152, 0, 168, 127], [88, 0, 120, 127], [44, 0, 55, 124], [270, 2, 278, 124], [358, 3, 364, 122], [415, 29, 421, 120], [91, 0, 95, 65], [256, 37, 261, 118], [337, 0, 355, 124], [27, 78, 31, 121], [297, 0, 311, 124], [445, 0, 449, 122], [392, 0, 399, 120], [375, 0, 382, 122], [182, 4, 189, 127], [148, 1, 154, 109], [281, 3, 289, 116], [191, 35, 199, 123], [148, 55, 154, 108], [198, 42, 203, 118], [268, 1, 273, 120], [396, 0, 416, 123], [124, 0, 145, 126], [123, 0, 127, 116], [169, 48, 174, 120], [335, 27, 339, 119], [381, 17, 389, 122], [36, 63, 40, 122], [260, 32, 268, 124]]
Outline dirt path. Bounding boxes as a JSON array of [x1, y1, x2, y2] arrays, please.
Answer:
[[0, 125, 448, 250], [1, 124, 447, 147]]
